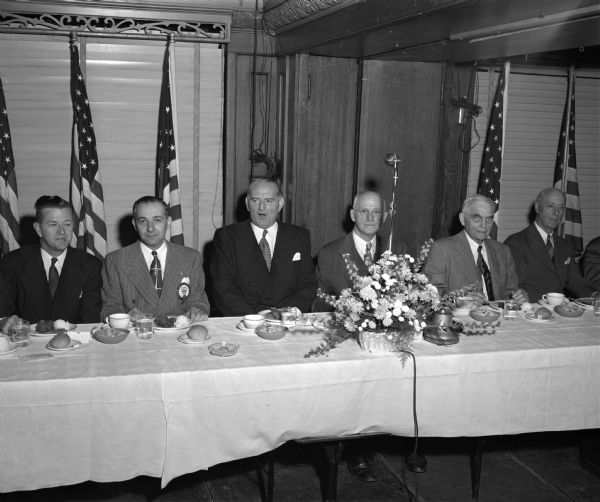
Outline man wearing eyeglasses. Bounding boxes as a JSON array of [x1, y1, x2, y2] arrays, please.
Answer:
[[505, 188, 595, 302], [0, 195, 102, 333], [423, 194, 527, 303]]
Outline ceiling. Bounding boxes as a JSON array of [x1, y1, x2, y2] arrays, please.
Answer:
[[262, 0, 600, 68]]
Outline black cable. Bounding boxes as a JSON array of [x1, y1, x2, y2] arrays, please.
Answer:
[[249, 0, 259, 181], [399, 349, 419, 501]]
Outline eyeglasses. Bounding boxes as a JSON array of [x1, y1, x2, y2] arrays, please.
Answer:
[[466, 213, 494, 225], [356, 210, 382, 218]]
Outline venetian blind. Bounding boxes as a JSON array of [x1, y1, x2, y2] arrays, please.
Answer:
[[468, 67, 600, 247], [0, 33, 223, 253]]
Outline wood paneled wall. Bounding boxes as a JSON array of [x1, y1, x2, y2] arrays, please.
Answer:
[[357, 61, 445, 256]]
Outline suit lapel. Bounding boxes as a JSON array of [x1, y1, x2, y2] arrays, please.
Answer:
[[483, 240, 502, 298], [22, 247, 52, 320], [161, 243, 187, 305], [455, 232, 481, 287], [124, 244, 158, 306], [240, 222, 270, 288], [526, 225, 556, 274], [340, 233, 369, 276]]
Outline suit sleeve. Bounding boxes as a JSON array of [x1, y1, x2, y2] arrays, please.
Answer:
[[504, 234, 528, 290], [77, 256, 103, 323], [210, 228, 255, 316], [582, 239, 600, 291], [185, 251, 210, 316], [316, 247, 337, 295], [101, 252, 127, 319], [0, 254, 18, 317], [501, 244, 520, 296], [422, 241, 449, 296], [563, 250, 594, 298], [277, 229, 317, 313]]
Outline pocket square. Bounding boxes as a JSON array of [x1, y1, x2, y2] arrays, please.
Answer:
[[564, 257, 571, 265], [292, 252, 301, 261]]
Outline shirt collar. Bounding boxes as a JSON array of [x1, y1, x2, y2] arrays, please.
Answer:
[[139, 241, 168, 269], [534, 221, 552, 242], [40, 247, 67, 275], [352, 230, 376, 259]]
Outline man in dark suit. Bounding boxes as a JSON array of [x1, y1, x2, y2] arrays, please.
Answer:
[[505, 188, 595, 302], [102, 196, 210, 320], [582, 235, 600, 291], [0, 195, 102, 332], [424, 195, 527, 303], [210, 178, 317, 316], [316, 191, 404, 308]]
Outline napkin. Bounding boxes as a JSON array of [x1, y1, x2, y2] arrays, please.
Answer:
[[69, 331, 91, 344]]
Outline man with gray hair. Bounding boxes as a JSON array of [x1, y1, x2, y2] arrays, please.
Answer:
[[505, 187, 595, 302], [423, 194, 527, 302]]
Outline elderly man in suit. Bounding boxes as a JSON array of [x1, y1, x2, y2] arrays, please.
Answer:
[[582, 235, 600, 291], [505, 188, 595, 302], [210, 178, 317, 316], [316, 191, 405, 308], [0, 195, 102, 333], [101, 196, 210, 321], [424, 194, 527, 303]]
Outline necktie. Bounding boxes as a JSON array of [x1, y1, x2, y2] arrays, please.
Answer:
[[477, 245, 494, 301], [259, 229, 272, 271], [150, 251, 163, 297], [546, 235, 554, 260], [364, 241, 373, 267], [48, 257, 59, 298]]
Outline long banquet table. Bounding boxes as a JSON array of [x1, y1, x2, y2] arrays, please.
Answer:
[[1, 310, 599, 493]]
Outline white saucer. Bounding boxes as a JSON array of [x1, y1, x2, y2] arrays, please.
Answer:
[[177, 333, 210, 344], [30, 323, 77, 337], [524, 313, 554, 323], [46, 340, 82, 351], [236, 321, 257, 333]]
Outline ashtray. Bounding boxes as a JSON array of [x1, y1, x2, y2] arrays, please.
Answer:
[[469, 308, 500, 323], [256, 323, 288, 340], [208, 342, 239, 357], [553, 303, 585, 318]]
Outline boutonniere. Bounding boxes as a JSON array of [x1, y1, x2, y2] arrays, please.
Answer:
[[177, 276, 191, 302], [564, 257, 571, 265]]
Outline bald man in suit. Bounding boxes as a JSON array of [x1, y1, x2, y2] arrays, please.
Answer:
[[101, 196, 209, 320], [210, 178, 317, 316], [424, 195, 527, 303]]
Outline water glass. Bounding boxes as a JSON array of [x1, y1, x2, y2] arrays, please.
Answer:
[[10, 319, 30, 346], [594, 297, 600, 316], [136, 316, 154, 339], [503, 301, 519, 320]]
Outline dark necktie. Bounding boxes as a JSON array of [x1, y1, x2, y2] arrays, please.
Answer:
[[150, 251, 163, 297], [48, 257, 59, 298], [364, 241, 373, 267], [546, 235, 554, 260], [260, 229, 272, 271], [477, 245, 494, 301]]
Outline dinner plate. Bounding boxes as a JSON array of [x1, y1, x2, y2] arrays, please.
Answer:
[[523, 312, 555, 323], [177, 333, 210, 344], [452, 307, 472, 316], [573, 297, 595, 310], [0, 346, 18, 356], [31, 323, 77, 337], [46, 340, 82, 351], [152, 324, 192, 336], [236, 321, 256, 333]]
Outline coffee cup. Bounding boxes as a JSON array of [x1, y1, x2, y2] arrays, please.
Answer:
[[243, 314, 265, 329], [106, 313, 131, 329], [541, 292, 565, 306]]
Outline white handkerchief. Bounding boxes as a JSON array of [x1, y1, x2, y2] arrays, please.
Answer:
[[564, 257, 571, 265], [292, 252, 301, 261]]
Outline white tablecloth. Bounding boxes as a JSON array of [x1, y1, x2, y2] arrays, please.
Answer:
[[1, 311, 598, 492]]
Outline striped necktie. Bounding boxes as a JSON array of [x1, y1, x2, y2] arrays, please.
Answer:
[[260, 229, 272, 271], [364, 242, 373, 267], [477, 245, 494, 301], [48, 257, 59, 298], [546, 235, 554, 260], [150, 251, 163, 297]]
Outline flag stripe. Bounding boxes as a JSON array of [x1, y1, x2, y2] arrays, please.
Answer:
[[69, 40, 107, 259], [156, 40, 184, 245], [0, 76, 20, 256], [553, 66, 583, 254]]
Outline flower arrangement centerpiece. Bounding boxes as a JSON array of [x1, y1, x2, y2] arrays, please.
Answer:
[[306, 240, 441, 357]]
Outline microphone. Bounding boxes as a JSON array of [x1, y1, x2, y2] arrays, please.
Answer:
[[384, 153, 401, 168]]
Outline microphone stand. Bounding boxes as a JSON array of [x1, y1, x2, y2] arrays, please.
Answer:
[[384, 153, 401, 253]]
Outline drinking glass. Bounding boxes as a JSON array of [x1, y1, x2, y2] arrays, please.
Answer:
[[594, 297, 600, 316], [136, 316, 154, 339], [10, 319, 30, 346], [503, 301, 519, 320]]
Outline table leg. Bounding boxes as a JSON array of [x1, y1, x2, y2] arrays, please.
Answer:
[[471, 437, 485, 501]]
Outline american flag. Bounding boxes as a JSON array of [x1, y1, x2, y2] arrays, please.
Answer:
[[69, 39, 107, 259], [0, 76, 20, 256], [553, 66, 583, 254], [477, 62, 510, 239], [156, 40, 184, 245]]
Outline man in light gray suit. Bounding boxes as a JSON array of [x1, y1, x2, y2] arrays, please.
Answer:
[[423, 195, 527, 303], [102, 196, 210, 321]]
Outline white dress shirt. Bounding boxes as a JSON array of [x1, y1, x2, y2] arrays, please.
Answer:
[[251, 222, 278, 256], [40, 248, 67, 281], [352, 231, 376, 261], [140, 241, 168, 271]]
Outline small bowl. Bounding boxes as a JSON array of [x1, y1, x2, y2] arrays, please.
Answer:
[[255, 323, 288, 340], [243, 314, 266, 329], [208, 342, 239, 357], [455, 296, 479, 309], [469, 308, 500, 323], [92, 326, 129, 344], [554, 303, 585, 318]]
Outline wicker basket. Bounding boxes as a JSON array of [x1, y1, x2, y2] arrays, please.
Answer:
[[358, 330, 411, 353]]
